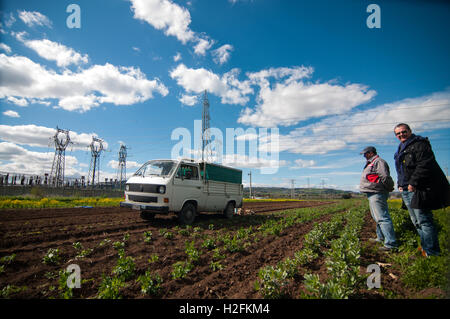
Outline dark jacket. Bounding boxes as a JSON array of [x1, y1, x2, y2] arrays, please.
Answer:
[[394, 135, 450, 210]]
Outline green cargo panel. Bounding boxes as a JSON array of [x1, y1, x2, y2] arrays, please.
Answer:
[[201, 163, 242, 184]]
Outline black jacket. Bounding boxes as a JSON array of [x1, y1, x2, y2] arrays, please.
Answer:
[[394, 135, 450, 210]]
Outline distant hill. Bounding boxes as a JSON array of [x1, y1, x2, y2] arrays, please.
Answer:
[[243, 187, 361, 199]]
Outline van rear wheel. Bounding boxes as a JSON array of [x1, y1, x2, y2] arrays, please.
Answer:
[[179, 203, 196, 225], [224, 202, 235, 219]]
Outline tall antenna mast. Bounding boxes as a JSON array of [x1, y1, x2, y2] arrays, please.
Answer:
[[117, 143, 127, 187], [49, 126, 72, 187], [88, 137, 104, 186], [202, 90, 211, 162]]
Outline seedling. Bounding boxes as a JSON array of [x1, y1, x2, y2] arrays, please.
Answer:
[[143, 231, 153, 243], [138, 270, 163, 296], [42, 248, 60, 265]]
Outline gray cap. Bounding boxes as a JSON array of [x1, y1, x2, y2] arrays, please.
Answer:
[[360, 146, 376, 154]]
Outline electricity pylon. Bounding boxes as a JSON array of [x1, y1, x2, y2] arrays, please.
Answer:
[[49, 126, 72, 187], [201, 90, 212, 162], [117, 143, 127, 186], [88, 137, 104, 186]]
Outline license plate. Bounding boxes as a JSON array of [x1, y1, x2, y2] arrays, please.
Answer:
[[132, 204, 141, 210]]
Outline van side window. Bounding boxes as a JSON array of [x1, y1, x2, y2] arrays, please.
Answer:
[[176, 165, 199, 180]]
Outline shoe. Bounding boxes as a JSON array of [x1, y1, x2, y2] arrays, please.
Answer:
[[379, 246, 397, 252], [418, 246, 428, 257], [369, 238, 382, 243]]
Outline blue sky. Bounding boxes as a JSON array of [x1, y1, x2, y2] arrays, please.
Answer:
[[0, 0, 449, 191]]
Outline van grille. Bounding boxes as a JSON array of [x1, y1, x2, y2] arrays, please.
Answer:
[[128, 195, 158, 203]]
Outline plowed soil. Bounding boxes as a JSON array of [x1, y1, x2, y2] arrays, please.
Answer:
[[0, 200, 333, 299]]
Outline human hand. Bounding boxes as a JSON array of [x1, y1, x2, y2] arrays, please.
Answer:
[[398, 187, 403, 192], [408, 185, 416, 192]]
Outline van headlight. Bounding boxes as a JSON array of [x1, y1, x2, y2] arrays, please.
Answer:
[[158, 185, 166, 194]]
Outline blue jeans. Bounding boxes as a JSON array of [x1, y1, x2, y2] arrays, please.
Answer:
[[402, 190, 440, 256], [366, 192, 398, 249]]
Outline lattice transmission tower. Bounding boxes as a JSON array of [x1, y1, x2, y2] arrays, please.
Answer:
[[49, 126, 72, 187], [201, 90, 212, 162], [116, 144, 128, 186], [88, 137, 104, 186]]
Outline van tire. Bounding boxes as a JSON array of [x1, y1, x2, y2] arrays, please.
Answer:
[[140, 211, 155, 221], [223, 201, 235, 219], [179, 203, 196, 225]]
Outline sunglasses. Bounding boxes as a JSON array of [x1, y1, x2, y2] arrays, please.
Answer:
[[395, 130, 409, 136]]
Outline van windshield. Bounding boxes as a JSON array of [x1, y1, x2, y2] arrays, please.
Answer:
[[133, 160, 176, 178]]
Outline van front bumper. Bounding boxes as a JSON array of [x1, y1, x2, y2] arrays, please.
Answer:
[[120, 201, 169, 214]]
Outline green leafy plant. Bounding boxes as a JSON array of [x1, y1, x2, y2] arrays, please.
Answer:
[[171, 260, 194, 280], [112, 250, 136, 281], [159, 228, 174, 239], [42, 248, 60, 265], [210, 260, 224, 271], [185, 240, 201, 264], [402, 256, 448, 290], [255, 265, 290, 299], [97, 274, 124, 299], [138, 270, 163, 296], [201, 238, 216, 250], [148, 254, 159, 264], [113, 241, 125, 250], [58, 269, 74, 299], [143, 231, 153, 243]]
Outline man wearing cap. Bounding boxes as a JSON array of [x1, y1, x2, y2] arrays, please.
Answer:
[[359, 146, 398, 252]]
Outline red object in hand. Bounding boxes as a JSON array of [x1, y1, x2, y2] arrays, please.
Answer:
[[366, 174, 380, 183]]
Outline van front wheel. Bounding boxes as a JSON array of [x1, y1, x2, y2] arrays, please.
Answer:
[[224, 202, 235, 219], [179, 203, 196, 225]]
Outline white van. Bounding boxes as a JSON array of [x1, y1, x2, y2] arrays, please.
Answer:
[[120, 159, 243, 224]]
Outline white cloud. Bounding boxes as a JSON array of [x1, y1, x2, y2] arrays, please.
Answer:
[[15, 34, 88, 67], [0, 53, 168, 112], [173, 52, 182, 62], [130, 0, 195, 44], [291, 159, 316, 169], [0, 43, 12, 54], [269, 90, 450, 155], [179, 94, 199, 106], [18, 10, 52, 28], [7, 96, 28, 107], [108, 159, 142, 170], [129, 0, 219, 56], [212, 44, 233, 64], [238, 66, 376, 127], [0, 124, 107, 151], [193, 37, 214, 56], [170, 64, 253, 105], [2, 110, 20, 118], [222, 153, 288, 170], [0, 142, 82, 176], [2, 12, 16, 28]]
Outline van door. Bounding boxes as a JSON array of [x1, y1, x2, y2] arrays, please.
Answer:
[[173, 164, 205, 211]]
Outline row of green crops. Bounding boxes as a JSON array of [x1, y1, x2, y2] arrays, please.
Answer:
[[254, 207, 366, 299], [0, 196, 122, 209], [1, 200, 360, 299]]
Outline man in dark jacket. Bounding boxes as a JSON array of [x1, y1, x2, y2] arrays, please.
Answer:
[[394, 123, 450, 256]]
